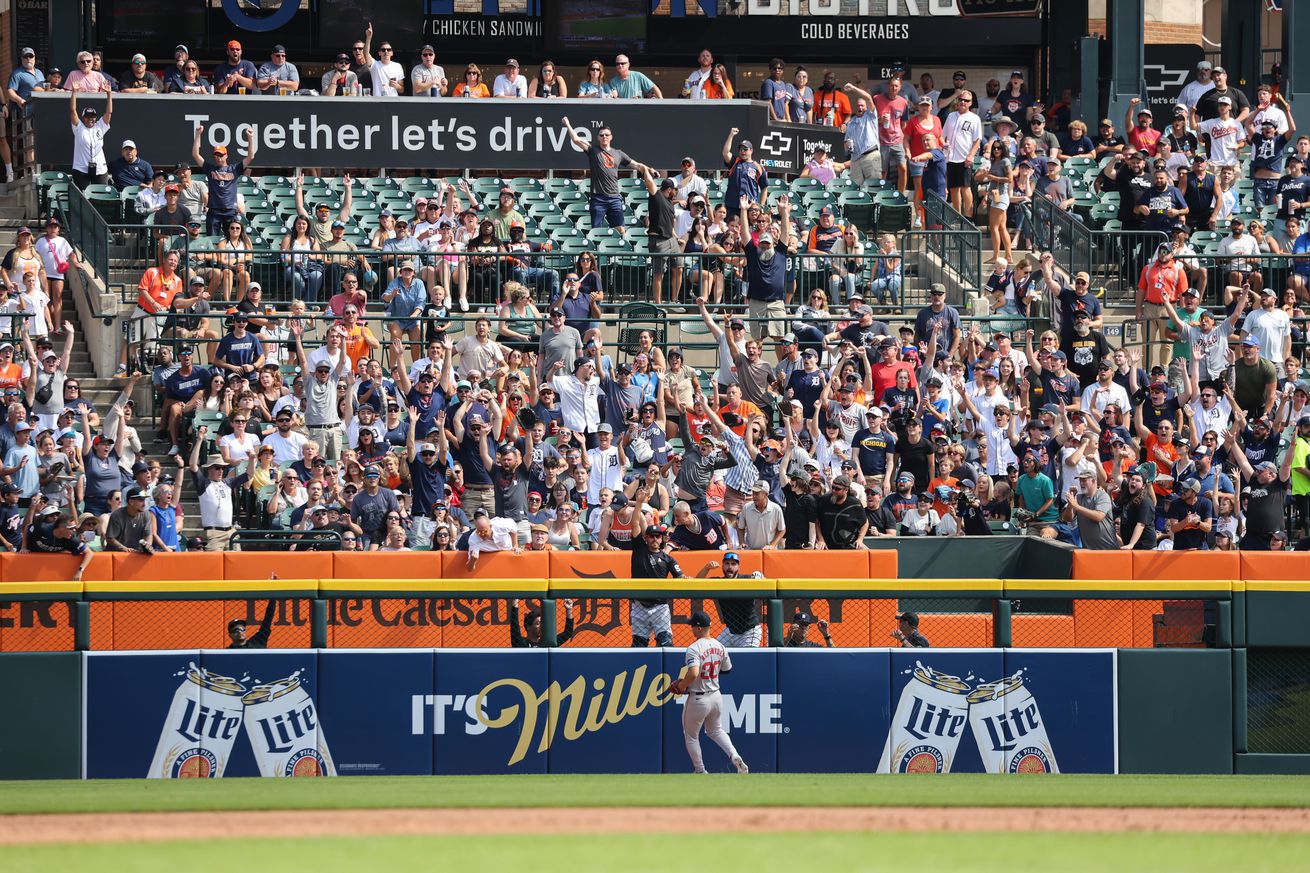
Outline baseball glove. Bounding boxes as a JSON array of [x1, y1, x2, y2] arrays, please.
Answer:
[[667, 677, 689, 696]]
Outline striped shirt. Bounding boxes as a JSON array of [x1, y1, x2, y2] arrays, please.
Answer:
[[721, 431, 759, 494], [846, 109, 881, 159]]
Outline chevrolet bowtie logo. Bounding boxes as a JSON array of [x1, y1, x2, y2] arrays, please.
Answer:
[[1143, 65, 1189, 92], [760, 132, 793, 156]]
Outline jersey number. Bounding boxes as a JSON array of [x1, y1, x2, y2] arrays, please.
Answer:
[[701, 658, 720, 680]]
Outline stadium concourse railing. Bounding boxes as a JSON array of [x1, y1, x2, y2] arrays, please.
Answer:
[[1032, 195, 1171, 307], [2, 547, 1306, 655]]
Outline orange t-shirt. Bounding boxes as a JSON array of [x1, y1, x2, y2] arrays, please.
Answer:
[[0, 362, 22, 390], [1138, 261, 1188, 306], [342, 324, 376, 369], [1143, 434, 1180, 497], [137, 267, 182, 313], [702, 80, 734, 100], [718, 400, 761, 437], [813, 89, 851, 128]]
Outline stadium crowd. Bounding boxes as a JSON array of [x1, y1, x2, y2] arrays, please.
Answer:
[[3, 34, 1309, 560]]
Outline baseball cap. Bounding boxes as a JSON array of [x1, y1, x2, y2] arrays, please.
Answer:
[[597, 423, 613, 434], [659, 178, 677, 191], [917, 95, 932, 105], [896, 612, 920, 627], [793, 611, 814, 625], [227, 40, 242, 50], [689, 610, 712, 628], [1198, 60, 1213, 70], [723, 551, 741, 562], [20, 47, 34, 58], [1181, 478, 1202, 492], [1076, 468, 1097, 479], [1242, 336, 1260, 347], [1218, 95, 1232, 105]]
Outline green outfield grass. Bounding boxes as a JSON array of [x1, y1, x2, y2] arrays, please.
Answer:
[[5, 832, 1310, 873], [1, 773, 1308, 815]]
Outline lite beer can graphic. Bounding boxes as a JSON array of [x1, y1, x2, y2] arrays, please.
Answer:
[[242, 674, 336, 777], [148, 664, 247, 779], [967, 672, 1060, 774], [878, 663, 972, 773]]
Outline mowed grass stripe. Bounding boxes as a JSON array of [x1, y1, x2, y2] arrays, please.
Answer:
[[2, 774, 1309, 815], [5, 832, 1310, 873]]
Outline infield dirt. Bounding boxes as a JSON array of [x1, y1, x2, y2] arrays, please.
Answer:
[[3, 806, 1309, 844]]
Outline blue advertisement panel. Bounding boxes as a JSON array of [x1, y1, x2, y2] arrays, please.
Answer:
[[777, 649, 891, 773], [660, 648, 778, 774], [883, 650, 1004, 774], [82, 648, 1117, 777], [546, 650, 665, 774], [1001, 650, 1118, 775], [318, 650, 434, 777], [200, 651, 326, 778], [85, 651, 199, 779], [432, 650, 550, 775]]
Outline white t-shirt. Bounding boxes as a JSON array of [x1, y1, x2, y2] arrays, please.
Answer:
[[586, 444, 623, 502], [942, 110, 982, 164], [35, 236, 74, 277], [71, 119, 110, 173], [1217, 233, 1260, 270], [306, 344, 348, 374], [1250, 105, 1289, 136], [1198, 117, 1244, 167], [1243, 307, 1292, 363], [21, 289, 50, 336], [468, 518, 518, 559], [261, 429, 309, 465], [1078, 381, 1132, 416], [551, 372, 602, 433], [410, 63, 446, 98], [492, 74, 528, 98], [1177, 79, 1215, 112], [1187, 396, 1233, 438], [684, 637, 731, 693], [218, 431, 259, 462], [369, 59, 404, 97], [1059, 444, 1098, 496]]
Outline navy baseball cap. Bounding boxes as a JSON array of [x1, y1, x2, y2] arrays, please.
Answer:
[[689, 610, 712, 628]]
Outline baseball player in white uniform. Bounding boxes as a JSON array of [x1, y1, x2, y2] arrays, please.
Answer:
[[672, 610, 749, 774]]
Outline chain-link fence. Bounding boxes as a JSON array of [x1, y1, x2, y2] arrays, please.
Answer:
[[0, 600, 75, 652], [780, 597, 999, 648], [86, 598, 313, 650], [1010, 598, 1217, 649], [1248, 649, 1310, 754]]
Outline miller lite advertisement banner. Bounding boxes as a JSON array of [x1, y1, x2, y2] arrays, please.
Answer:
[[83, 648, 1116, 778]]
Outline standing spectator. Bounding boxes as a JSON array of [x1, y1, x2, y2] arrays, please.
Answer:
[[120, 250, 191, 378], [913, 284, 962, 355], [1225, 429, 1293, 550], [1198, 97, 1245, 170], [1194, 66, 1251, 124], [1135, 166, 1188, 235], [68, 87, 112, 189], [610, 54, 660, 99], [411, 45, 447, 98], [1243, 287, 1293, 374], [7, 47, 45, 117], [34, 218, 76, 332], [943, 90, 982, 217], [562, 116, 644, 232], [191, 124, 257, 236], [256, 45, 300, 95], [1168, 478, 1215, 550], [720, 129, 767, 215], [1062, 469, 1116, 549], [841, 83, 882, 187], [1247, 111, 1295, 209], [814, 475, 867, 549], [1015, 452, 1059, 537], [761, 59, 796, 122], [120, 54, 162, 94], [1124, 99, 1161, 156], [736, 481, 785, 550], [212, 40, 257, 95], [492, 58, 527, 98], [361, 22, 404, 96], [781, 471, 818, 549], [321, 53, 359, 97], [104, 486, 152, 553], [872, 75, 910, 193], [813, 70, 851, 128], [1177, 61, 1216, 117], [740, 195, 794, 340], [790, 67, 814, 123], [681, 49, 715, 99], [643, 168, 678, 305]]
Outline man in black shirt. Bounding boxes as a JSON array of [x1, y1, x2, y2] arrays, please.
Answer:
[[697, 551, 763, 647], [891, 611, 931, 647], [630, 524, 681, 647], [815, 475, 868, 549], [563, 116, 647, 232], [865, 486, 898, 536], [509, 598, 576, 648], [782, 471, 818, 549], [1194, 67, 1251, 123], [896, 420, 934, 488], [1226, 429, 1293, 550], [1103, 150, 1150, 228], [1180, 155, 1217, 230], [784, 610, 833, 647], [227, 599, 276, 649], [643, 165, 680, 305]]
